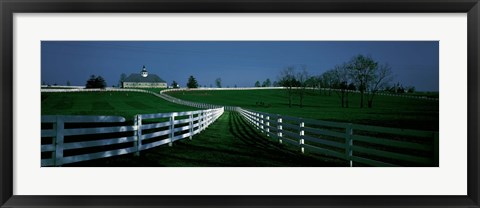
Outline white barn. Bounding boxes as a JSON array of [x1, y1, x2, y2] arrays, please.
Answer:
[[122, 66, 167, 88]]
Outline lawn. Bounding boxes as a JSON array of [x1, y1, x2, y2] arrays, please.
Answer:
[[41, 91, 197, 119], [40, 90, 435, 167], [166, 89, 439, 131]]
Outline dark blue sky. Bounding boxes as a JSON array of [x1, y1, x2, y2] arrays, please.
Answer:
[[41, 41, 439, 91]]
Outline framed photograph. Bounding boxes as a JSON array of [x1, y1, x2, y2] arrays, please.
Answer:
[[1, 0, 479, 207]]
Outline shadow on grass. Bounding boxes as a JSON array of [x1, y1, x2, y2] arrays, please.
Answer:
[[229, 112, 344, 166]]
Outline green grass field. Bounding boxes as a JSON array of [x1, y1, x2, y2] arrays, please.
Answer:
[[166, 89, 439, 131], [41, 90, 436, 166], [41, 91, 197, 119]]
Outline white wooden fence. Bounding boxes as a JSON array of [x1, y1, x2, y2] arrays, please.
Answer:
[[41, 88, 438, 166], [238, 108, 439, 167], [41, 107, 224, 166], [157, 92, 225, 109], [161, 87, 438, 101], [41, 88, 157, 93], [160, 88, 439, 167]]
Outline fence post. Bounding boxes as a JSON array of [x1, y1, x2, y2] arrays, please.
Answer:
[[345, 124, 353, 167], [205, 107, 212, 128], [201, 111, 205, 131], [51, 118, 57, 166], [209, 110, 212, 125], [210, 110, 213, 125], [54, 116, 64, 166], [204, 111, 207, 130], [433, 132, 439, 166], [205, 111, 209, 127], [133, 115, 138, 155], [210, 109, 215, 124], [135, 115, 142, 156], [299, 121, 305, 154], [189, 114, 193, 140], [265, 116, 270, 137], [198, 112, 202, 132], [256, 113, 260, 130], [277, 117, 283, 144], [204, 111, 208, 127], [260, 114, 264, 133], [169, 115, 175, 147]]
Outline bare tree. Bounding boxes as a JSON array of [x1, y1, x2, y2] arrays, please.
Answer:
[[320, 70, 335, 96], [332, 63, 352, 108], [305, 75, 320, 93], [348, 55, 378, 108], [296, 65, 310, 108], [278, 66, 299, 108], [366, 64, 393, 108]]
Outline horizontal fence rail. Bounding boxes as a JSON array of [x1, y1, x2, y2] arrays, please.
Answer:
[[161, 87, 438, 101], [158, 92, 226, 110], [41, 107, 224, 166], [237, 108, 439, 167]]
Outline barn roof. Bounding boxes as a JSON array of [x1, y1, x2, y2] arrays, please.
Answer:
[[124, 74, 166, 83]]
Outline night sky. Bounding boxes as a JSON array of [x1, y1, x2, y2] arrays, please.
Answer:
[[41, 41, 439, 91]]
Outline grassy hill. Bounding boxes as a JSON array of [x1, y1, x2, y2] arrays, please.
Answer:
[[41, 91, 197, 119], [166, 89, 439, 131]]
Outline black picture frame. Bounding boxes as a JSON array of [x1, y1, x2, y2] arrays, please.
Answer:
[[1, 0, 479, 207]]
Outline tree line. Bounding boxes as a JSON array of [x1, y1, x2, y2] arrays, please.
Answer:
[[276, 54, 397, 109], [254, 79, 274, 87]]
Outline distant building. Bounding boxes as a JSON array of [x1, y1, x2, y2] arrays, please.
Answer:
[[122, 65, 167, 88]]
